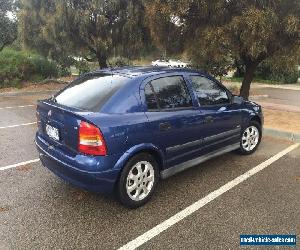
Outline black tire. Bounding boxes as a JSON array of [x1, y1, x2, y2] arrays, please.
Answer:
[[238, 121, 262, 155], [117, 153, 159, 208]]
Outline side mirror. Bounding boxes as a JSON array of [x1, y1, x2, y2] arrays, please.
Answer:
[[232, 95, 244, 105]]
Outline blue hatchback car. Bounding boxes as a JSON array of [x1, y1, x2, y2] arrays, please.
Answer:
[[36, 67, 263, 208]]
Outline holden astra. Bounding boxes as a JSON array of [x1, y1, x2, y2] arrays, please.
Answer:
[[35, 67, 263, 208]]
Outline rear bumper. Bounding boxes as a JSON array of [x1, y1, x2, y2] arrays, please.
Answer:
[[36, 135, 120, 193]]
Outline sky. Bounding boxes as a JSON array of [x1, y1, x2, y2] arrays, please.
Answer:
[[6, 11, 16, 20]]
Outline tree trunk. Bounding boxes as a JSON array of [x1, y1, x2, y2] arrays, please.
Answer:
[[240, 62, 258, 100], [96, 53, 108, 69], [235, 62, 244, 77]]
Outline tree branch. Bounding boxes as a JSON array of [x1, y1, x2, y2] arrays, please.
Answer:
[[88, 45, 97, 54]]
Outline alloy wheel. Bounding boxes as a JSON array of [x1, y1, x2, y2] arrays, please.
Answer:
[[126, 161, 155, 201], [242, 126, 260, 152]]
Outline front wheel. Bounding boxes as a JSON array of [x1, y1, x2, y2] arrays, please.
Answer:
[[117, 153, 159, 208], [239, 121, 262, 155]]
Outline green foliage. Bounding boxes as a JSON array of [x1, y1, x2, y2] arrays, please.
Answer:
[[234, 56, 299, 84], [0, 48, 59, 88], [108, 57, 132, 67], [57, 66, 71, 77], [0, 49, 32, 87], [29, 55, 59, 79], [75, 60, 90, 75], [146, 0, 300, 98], [255, 60, 299, 84], [15, 0, 300, 95], [145, 0, 184, 57], [19, 0, 150, 68], [270, 70, 299, 84], [0, 0, 17, 51]]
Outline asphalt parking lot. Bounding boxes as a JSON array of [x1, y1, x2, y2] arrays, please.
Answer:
[[0, 92, 299, 250]]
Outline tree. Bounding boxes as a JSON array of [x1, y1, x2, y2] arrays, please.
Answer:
[[0, 0, 17, 51], [146, 0, 300, 99], [145, 0, 184, 58], [18, 0, 149, 68], [18, 0, 56, 56]]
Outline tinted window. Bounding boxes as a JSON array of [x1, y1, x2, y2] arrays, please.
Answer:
[[190, 76, 229, 106], [55, 74, 129, 112], [145, 84, 159, 110], [146, 76, 192, 110]]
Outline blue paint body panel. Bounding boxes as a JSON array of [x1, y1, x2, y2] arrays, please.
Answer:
[[35, 66, 263, 193]]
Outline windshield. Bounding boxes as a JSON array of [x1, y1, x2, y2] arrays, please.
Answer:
[[55, 74, 130, 112]]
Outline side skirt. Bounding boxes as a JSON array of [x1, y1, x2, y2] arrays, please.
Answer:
[[160, 143, 240, 179]]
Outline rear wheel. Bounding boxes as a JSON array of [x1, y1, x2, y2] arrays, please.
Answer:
[[117, 153, 159, 208], [239, 121, 262, 155]]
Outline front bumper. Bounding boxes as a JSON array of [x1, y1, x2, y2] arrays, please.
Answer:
[[36, 135, 120, 193]]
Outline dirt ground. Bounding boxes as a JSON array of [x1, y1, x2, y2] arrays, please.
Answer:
[[0, 76, 75, 93], [263, 108, 300, 133]]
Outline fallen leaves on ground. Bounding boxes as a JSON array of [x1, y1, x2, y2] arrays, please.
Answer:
[[16, 165, 32, 172], [0, 206, 10, 212]]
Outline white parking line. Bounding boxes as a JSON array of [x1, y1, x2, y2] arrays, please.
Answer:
[[0, 104, 35, 110], [0, 122, 37, 129], [119, 143, 300, 250], [0, 159, 40, 171]]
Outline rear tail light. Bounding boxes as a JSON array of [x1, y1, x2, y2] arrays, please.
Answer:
[[78, 121, 107, 156]]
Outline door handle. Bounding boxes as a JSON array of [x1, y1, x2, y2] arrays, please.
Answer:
[[218, 106, 227, 112], [204, 116, 214, 123], [159, 122, 172, 131]]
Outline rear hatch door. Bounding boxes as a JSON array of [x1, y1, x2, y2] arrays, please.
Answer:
[[37, 100, 90, 155]]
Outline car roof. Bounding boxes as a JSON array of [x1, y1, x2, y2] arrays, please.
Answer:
[[91, 66, 204, 79]]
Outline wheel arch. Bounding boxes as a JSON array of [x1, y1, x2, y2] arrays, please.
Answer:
[[250, 115, 262, 126], [112, 144, 165, 194], [113, 143, 165, 172]]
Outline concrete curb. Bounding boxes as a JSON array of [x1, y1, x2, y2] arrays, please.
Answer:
[[254, 84, 300, 91], [264, 128, 300, 142], [250, 95, 269, 100], [259, 102, 300, 113], [0, 90, 58, 97]]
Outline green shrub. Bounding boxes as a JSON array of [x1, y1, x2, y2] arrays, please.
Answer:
[[30, 55, 59, 80], [108, 57, 132, 67], [76, 60, 90, 75], [0, 49, 60, 88], [255, 59, 299, 84], [235, 58, 299, 84], [269, 70, 298, 84], [58, 66, 71, 77]]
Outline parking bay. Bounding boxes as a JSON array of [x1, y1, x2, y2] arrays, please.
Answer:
[[0, 92, 299, 249]]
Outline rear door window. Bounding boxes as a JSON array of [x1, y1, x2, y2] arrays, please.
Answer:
[[145, 76, 193, 111], [145, 83, 159, 111], [55, 74, 130, 112]]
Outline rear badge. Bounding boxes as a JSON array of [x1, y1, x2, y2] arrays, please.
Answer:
[[48, 110, 52, 117]]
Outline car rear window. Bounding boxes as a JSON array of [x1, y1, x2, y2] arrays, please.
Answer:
[[54, 74, 130, 112]]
